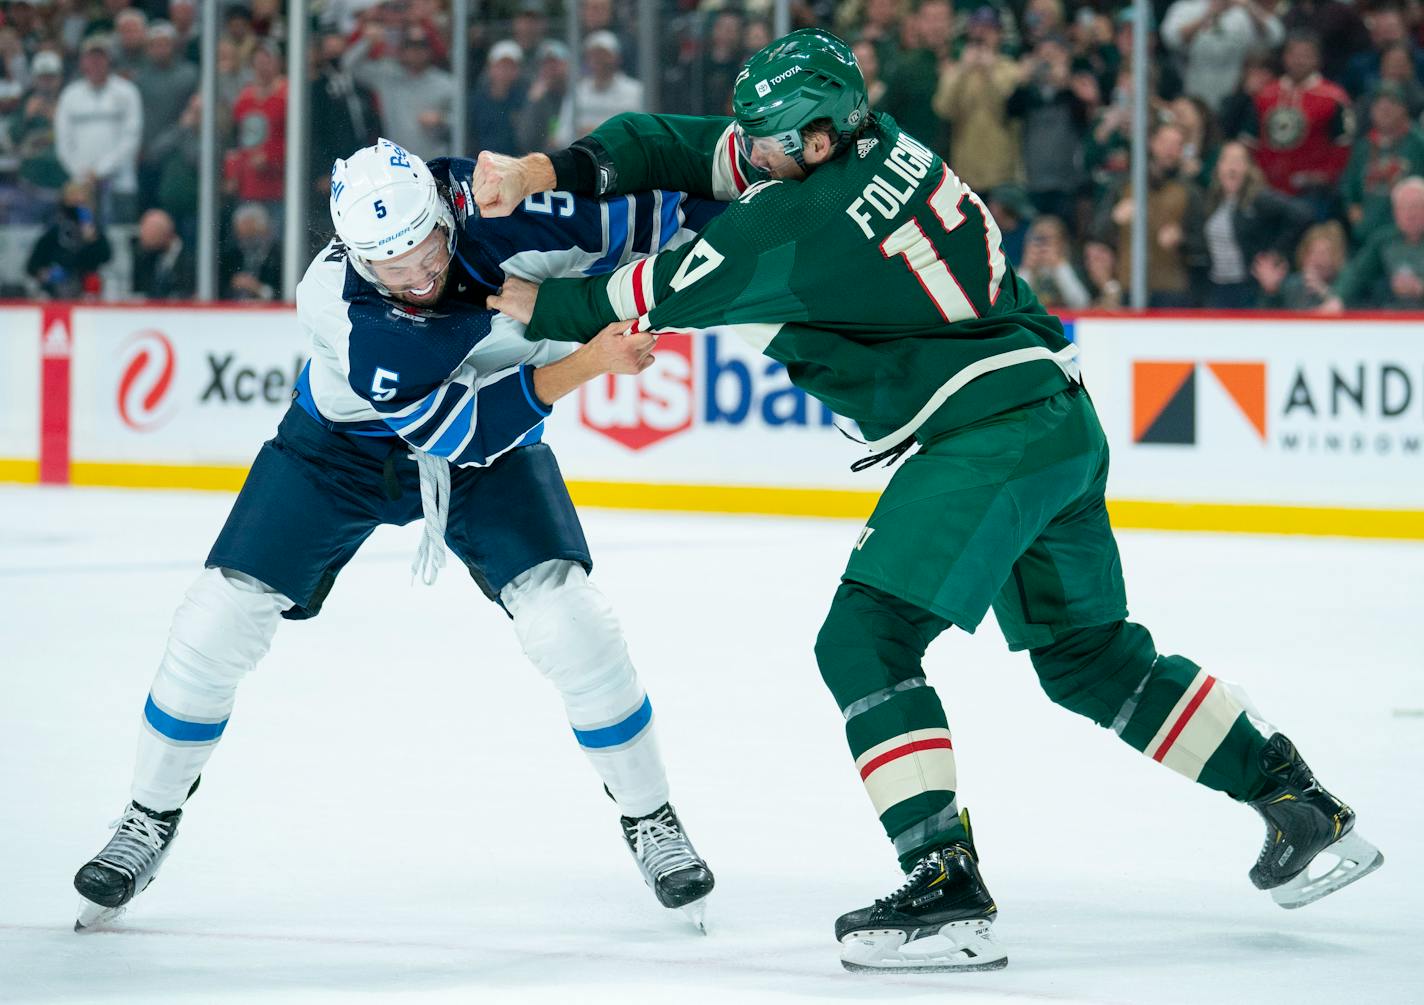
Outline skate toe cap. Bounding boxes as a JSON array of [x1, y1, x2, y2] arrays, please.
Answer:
[[74, 864, 132, 908], [657, 866, 715, 908]]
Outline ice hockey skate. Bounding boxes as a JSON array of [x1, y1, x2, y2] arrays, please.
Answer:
[[836, 811, 1006, 973], [620, 803, 715, 932], [1248, 734, 1383, 909], [73, 802, 183, 931]]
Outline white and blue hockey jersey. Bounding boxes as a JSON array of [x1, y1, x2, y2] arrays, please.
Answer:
[[294, 156, 724, 468]]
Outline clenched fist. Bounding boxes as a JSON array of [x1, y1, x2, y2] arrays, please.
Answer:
[[473, 151, 555, 218]]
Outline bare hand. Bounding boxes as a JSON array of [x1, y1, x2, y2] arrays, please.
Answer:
[[487, 276, 539, 323], [1390, 269, 1423, 300], [1250, 251, 1288, 294], [1157, 222, 1183, 250], [1111, 198, 1133, 226], [1070, 72, 1099, 106], [1316, 295, 1344, 314], [474, 150, 546, 218], [588, 321, 657, 375]]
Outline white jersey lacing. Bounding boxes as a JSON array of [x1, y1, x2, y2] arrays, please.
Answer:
[[410, 451, 451, 585]]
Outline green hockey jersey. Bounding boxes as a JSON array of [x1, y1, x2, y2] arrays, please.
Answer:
[[527, 113, 1080, 448]]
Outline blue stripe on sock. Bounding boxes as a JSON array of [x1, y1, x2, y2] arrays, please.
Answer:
[[144, 695, 228, 743], [571, 696, 652, 749]]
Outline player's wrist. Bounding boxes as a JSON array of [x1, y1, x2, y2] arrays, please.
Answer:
[[532, 345, 602, 405], [524, 153, 558, 197]]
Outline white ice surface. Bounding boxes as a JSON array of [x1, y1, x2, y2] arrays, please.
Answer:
[[1, 485, 1421, 1005]]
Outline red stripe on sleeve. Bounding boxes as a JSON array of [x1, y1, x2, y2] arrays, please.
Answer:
[[1152, 676, 1217, 762], [859, 738, 953, 780], [630, 259, 649, 315]]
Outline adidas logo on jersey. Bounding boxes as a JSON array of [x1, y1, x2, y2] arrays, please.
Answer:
[[857, 137, 879, 159]]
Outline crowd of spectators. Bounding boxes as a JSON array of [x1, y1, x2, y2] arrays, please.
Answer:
[[4, 0, 1424, 310]]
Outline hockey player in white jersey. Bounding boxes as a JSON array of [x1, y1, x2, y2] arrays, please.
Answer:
[[72, 139, 721, 933]]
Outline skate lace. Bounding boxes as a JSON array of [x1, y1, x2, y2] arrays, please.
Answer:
[[877, 851, 941, 908], [633, 812, 701, 881], [95, 805, 171, 879]]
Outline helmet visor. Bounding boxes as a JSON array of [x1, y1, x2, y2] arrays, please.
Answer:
[[734, 122, 805, 165], [366, 224, 454, 295]]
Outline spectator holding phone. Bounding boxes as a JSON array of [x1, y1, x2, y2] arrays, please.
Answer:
[[1161, 0, 1283, 112], [933, 7, 1021, 193], [26, 180, 113, 299]]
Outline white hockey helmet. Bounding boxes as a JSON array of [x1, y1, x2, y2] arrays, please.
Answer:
[[329, 137, 456, 291]]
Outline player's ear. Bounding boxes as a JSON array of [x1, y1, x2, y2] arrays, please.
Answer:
[[805, 130, 835, 165]]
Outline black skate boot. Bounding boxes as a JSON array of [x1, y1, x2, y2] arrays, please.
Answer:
[[620, 803, 715, 931], [836, 809, 1006, 973], [1248, 733, 1383, 909], [74, 801, 183, 931]]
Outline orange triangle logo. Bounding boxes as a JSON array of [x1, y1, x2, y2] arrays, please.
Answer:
[[1206, 362, 1267, 439], [1132, 362, 1194, 441]]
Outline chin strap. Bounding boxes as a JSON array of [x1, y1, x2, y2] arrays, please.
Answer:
[[410, 450, 451, 586]]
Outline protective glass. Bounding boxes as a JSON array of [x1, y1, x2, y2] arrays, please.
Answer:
[[734, 122, 804, 165]]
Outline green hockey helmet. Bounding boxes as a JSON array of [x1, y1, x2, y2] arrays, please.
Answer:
[[731, 28, 869, 167]]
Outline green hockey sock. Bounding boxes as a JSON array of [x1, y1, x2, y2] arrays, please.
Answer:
[[1030, 621, 1272, 801], [817, 581, 967, 869]]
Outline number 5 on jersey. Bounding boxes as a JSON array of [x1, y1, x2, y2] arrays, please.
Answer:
[[880, 166, 1007, 323], [371, 367, 400, 402]]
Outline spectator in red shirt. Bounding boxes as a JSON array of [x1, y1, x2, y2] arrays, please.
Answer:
[[1249, 31, 1352, 221], [224, 40, 286, 229]]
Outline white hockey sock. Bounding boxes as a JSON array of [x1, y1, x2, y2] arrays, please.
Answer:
[[132, 568, 291, 811], [503, 560, 671, 817]]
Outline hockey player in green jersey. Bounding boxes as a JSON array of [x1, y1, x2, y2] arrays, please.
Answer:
[[474, 29, 1383, 973]]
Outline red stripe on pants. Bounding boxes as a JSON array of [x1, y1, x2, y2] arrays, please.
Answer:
[[1152, 676, 1217, 762], [859, 738, 953, 780]]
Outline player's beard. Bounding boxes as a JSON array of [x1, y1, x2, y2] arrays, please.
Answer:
[[394, 265, 452, 306]]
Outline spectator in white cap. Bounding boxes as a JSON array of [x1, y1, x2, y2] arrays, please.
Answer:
[[14, 51, 70, 203], [580, 0, 636, 77], [574, 30, 642, 137], [471, 39, 527, 156], [55, 35, 143, 222]]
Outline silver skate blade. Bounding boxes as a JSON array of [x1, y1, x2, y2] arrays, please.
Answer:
[[1270, 830, 1384, 910], [74, 897, 126, 933], [679, 899, 709, 934], [840, 918, 1007, 973]]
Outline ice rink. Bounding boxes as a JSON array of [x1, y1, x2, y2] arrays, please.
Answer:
[[2, 484, 1421, 1004]]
